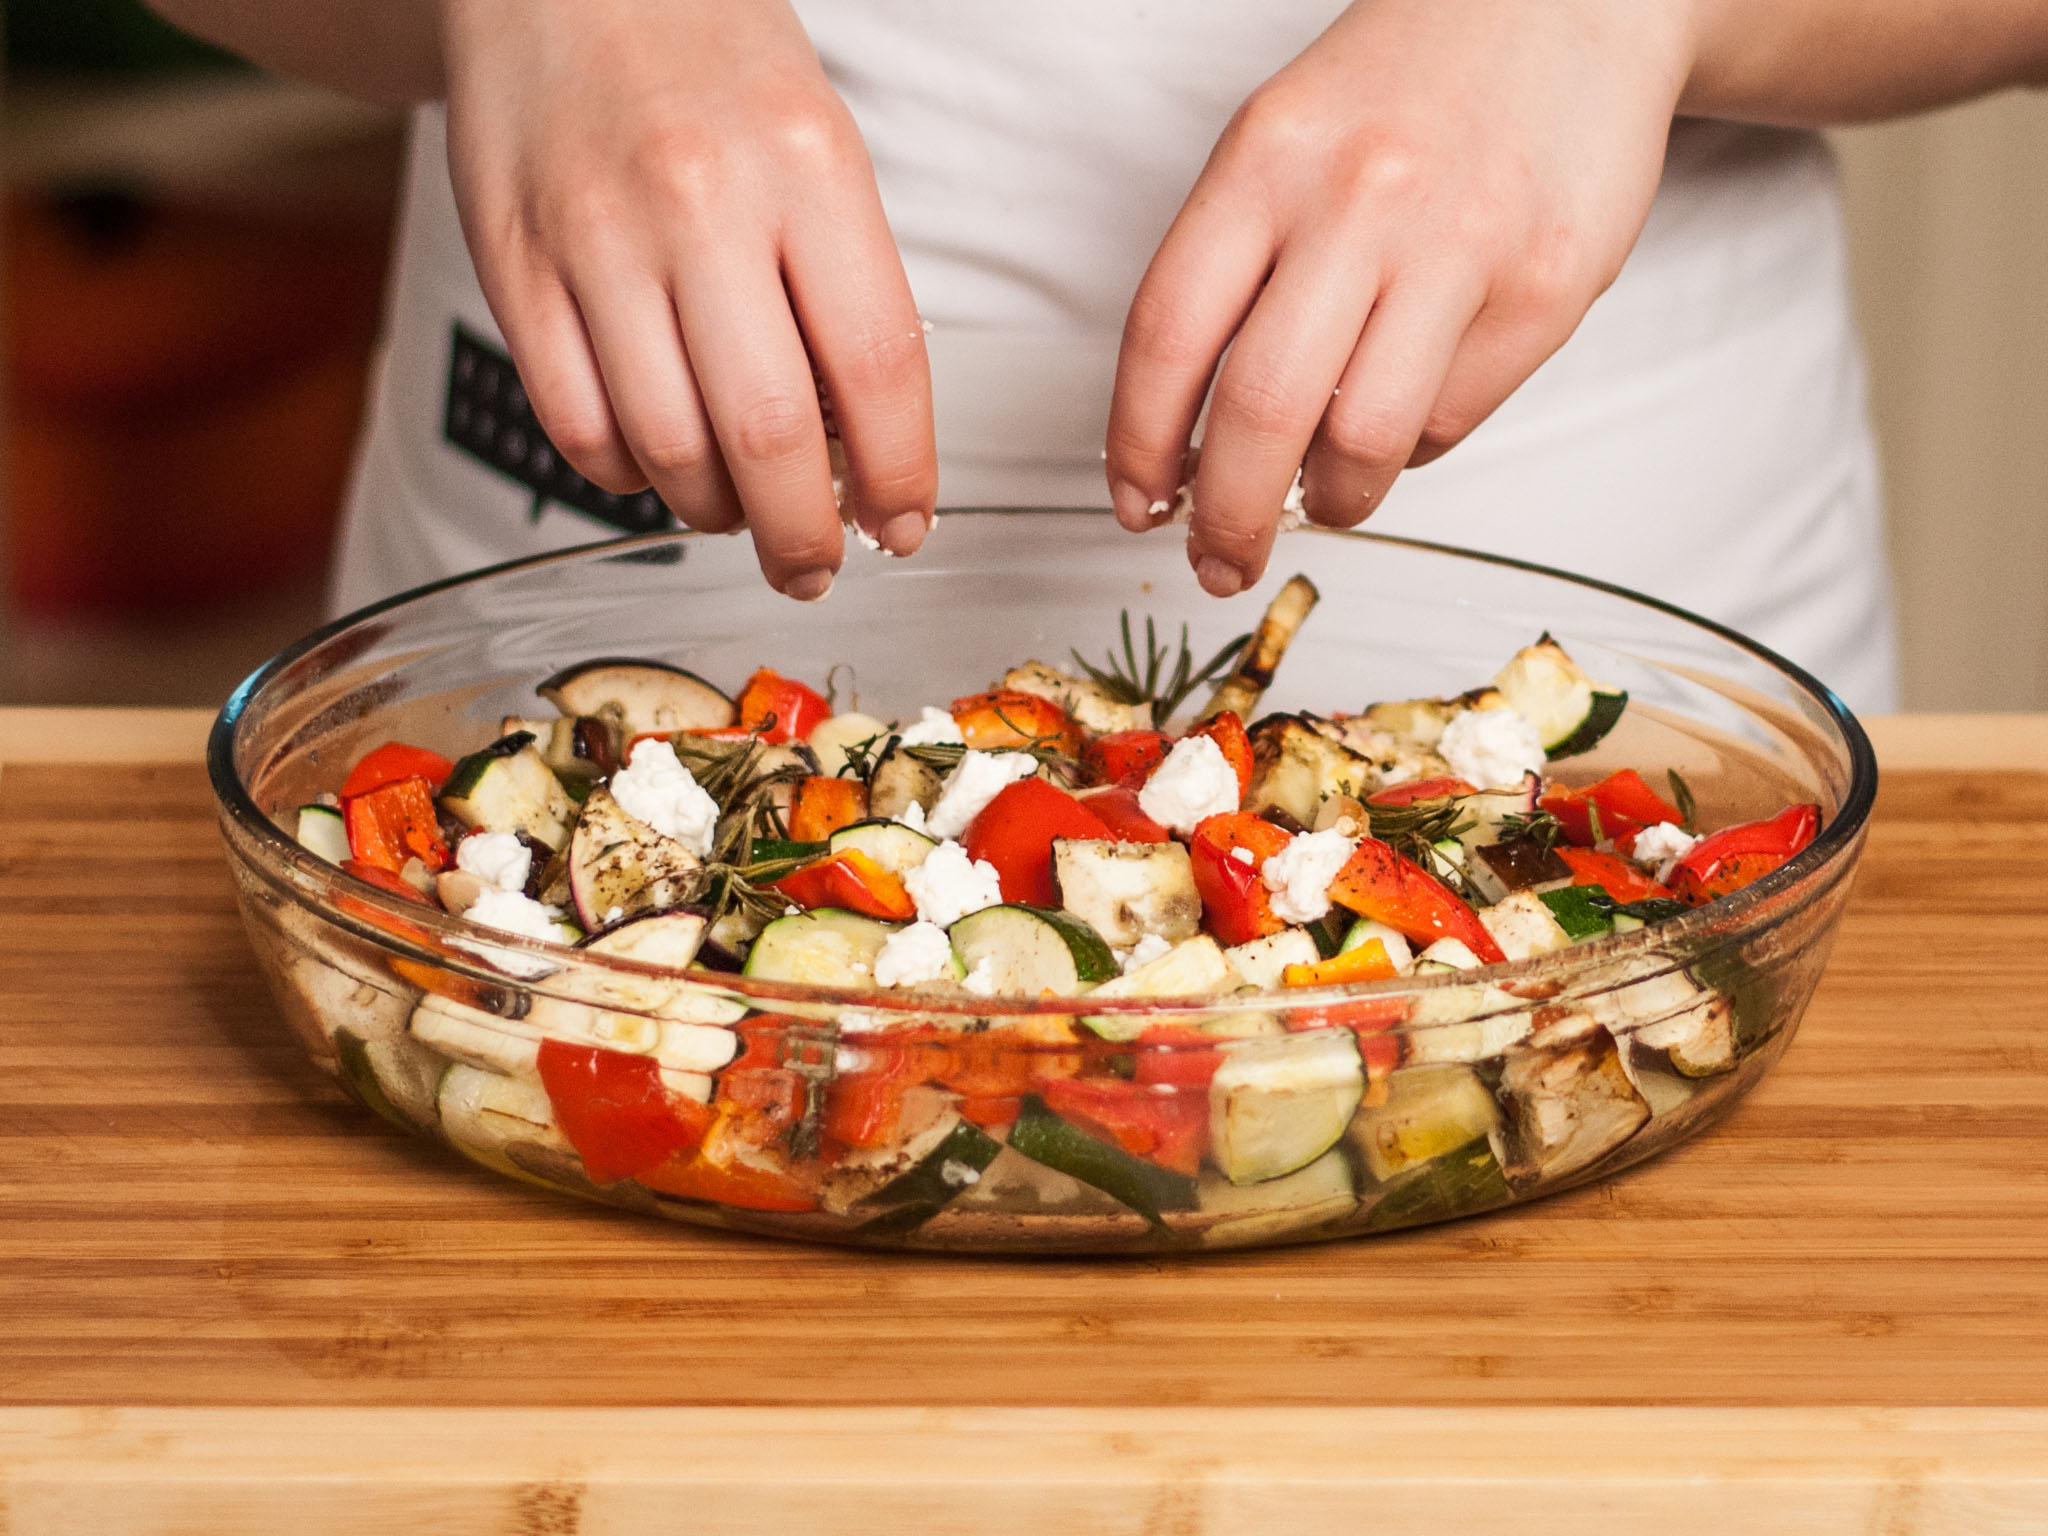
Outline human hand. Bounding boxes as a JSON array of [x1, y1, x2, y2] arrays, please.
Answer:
[[1105, 0, 1694, 595], [439, 0, 936, 599]]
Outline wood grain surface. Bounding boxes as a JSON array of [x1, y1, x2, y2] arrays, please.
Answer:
[[1, 711, 2045, 1528]]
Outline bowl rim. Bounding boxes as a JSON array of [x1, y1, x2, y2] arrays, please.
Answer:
[[209, 510, 1877, 1022]]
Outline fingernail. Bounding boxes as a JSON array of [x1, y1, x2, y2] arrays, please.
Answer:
[[1194, 556, 1245, 597], [784, 567, 835, 603], [1110, 480, 1156, 533], [877, 510, 929, 558]]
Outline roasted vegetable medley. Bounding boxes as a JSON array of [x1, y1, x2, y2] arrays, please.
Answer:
[[288, 577, 1825, 1246]]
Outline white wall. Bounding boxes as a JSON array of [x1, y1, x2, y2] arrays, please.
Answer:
[[1833, 94, 2048, 711]]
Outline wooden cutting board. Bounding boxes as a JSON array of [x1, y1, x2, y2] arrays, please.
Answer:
[[2, 710, 2045, 1532]]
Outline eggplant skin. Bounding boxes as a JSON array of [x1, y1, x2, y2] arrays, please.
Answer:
[[538, 658, 736, 738], [1492, 1014, 1650, 1185]]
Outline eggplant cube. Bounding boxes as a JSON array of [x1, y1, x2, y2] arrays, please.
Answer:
[[1052, 838, 1201, 951]]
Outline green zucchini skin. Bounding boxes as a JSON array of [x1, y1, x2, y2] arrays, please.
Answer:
[[1007, 1095, 1199, 1224], [854, 1121, 1006, 1241], [948, 905, 1117, 995], [1362, 1136, 1514, 1233], [1545, 690, 1629, 760], [440, 731, 537, 799]]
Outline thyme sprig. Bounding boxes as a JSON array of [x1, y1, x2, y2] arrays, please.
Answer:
[[1071, 612, 1250, 724], [1496, 809, 1566, 850]]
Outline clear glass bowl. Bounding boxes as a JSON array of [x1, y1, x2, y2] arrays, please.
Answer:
[[210, 511, 1874, 1253]]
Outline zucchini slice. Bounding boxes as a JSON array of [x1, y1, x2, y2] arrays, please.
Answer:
[[1491, 634, 1627, 759], [828, 818, 938, 878], [1008, 1095, 1198, 1223], [441, 736, 577, 851], [334, 1026, 444, 1133], [565, 785, 704, 930], [1050, 838, 1201, 952], [744, 908, 898, 987], [851, 1118, 1007, 1240], [866, 737, 943, 821], [1188, 1149, 1359, 1248], [537, 657, 736, 738], [1208, 1029, 1365, 1186], [948, 905, 1116, 998], [1347, 1063, 1501, 1184], [1362, 1135, 1514, 1233], [294, 803, 350, 865], [436, 1062, 571, 1183]]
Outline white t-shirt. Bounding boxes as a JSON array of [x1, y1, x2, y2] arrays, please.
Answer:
[[331, 1, 1900, 710]]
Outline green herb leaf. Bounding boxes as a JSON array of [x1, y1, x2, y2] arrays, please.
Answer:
[[1071, 611, 1250, 724], [1668, 769, 1698, 834]]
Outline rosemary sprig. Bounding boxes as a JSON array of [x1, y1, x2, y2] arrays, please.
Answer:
[[666, 733, 812, 924], [904, 732, 1079, 779], [1668, 769, 1698, 834], [1071, 612, 1250, 724], [1367, 796, 1478, 895], [1496, 809, 1566, 850]]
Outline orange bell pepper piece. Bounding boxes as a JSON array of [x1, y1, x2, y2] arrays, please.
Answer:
[[787, 775, 869, 843], [1283, 937, 1396, 987], [770, 848, 916, 921], [948, 689, 1081, 754], [343, 777, 450, 874]]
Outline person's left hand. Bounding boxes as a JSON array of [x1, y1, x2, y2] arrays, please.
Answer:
[[1104, 0, 1695, 595]]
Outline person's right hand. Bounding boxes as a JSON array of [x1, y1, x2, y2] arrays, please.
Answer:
[[439, 0, 936, 600]]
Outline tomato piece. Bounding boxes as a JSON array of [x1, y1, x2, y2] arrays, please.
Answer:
[[1282, 937, 1397, 987], [961, 777, 1113, 906], [1038, 1075, 1208, 1177], [787, 775, 870, 844], [735, 668, 831, 743], [340, 741, 455, 799], [1327, 837, 1506, 964], [1669, 803, 1820, 906], [770, 848, 917, 921], [1188, 812, 1294, 947], [1075, 784, 1173, 845], [1083, 729, 1170, 788], [1184, 710, 1254, 800], [343, 777, 450, 874], [1367, 777, 1478, 807], [1554, 847, 1672, 904], [949, 690, 1082, 754], [1541, 769, 1686, 847], [536, 1040, 716, 1185]]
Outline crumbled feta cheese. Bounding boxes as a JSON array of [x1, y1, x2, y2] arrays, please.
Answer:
[[1139, 734, 1240, 834], [1120, 932, 1174, 973], [455, 831, 531, 893], [961, 957, 999, 997], [465, 887, 573, 944], [896, 706, 965, 748], [872, 921, 959, 988], [609, 738, 720, 856], [1438, 705, 1546, 790], [903, 839, 1004, 928], [1261, 828, 1358, 924], [1277, 467, 1307, 533], [897, 799, 930, 833], [925, 749, 1038, 839], [1632, 821, 1700, 884], [1231, 846, 1256, 866], [939, 1158, 981, 1187], [603, 904, 625, 925]]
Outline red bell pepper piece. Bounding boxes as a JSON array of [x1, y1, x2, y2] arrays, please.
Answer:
[[1555, 847, 1673, 904], [340, 741, 455, 799], [949, 689, 1082, 754], [1083, 729, 1170, 788], [339, 858, 432, 904], [1367, 776, 1478, 807], [637, 1140, 821, 1211], [787, 775, 869, 844], [735, 668, 832, 744], [1075, 784, 1172, 845], [1038, 1075, 1208, 1177], [1541, 768, 1685, 847], [961, 777, 1113, 906], [1184, 710, 1254, 800], [1283, 937, 1397, 988], [1669, 803, 1820, 906], [770, 848, 917, 921], [538, 1040, 716, 1185], [822, 1043, 923, 1150], [1327, 837, 1506, 964], [343, 777, 450, 874], [1188, 812, 1294, 946]]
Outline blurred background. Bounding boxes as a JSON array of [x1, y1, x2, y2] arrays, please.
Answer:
[[2, 2, 2044, 712]]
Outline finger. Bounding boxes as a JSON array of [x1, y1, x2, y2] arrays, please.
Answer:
[[484, 264, 647, 495], [1404, 300, 1581, 468], [1106, 194, 1275, 533], [784, 191, 936, 559], [1299, 271, 1486, 526], [1185, 237, 1378, 594], [573, 270, 745, 534], [671, 243, 842, 599]]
